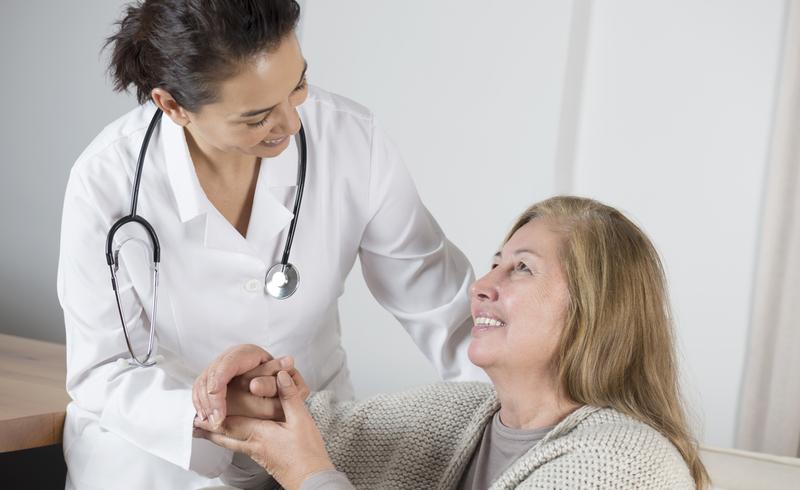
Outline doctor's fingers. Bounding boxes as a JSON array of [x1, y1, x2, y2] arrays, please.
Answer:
[[207, 344, 275, 394], [193, 374, 210, 421], [202, 344, 275, 425]]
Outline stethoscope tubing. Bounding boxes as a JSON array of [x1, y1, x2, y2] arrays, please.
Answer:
[[281, 123, 306, 266], [105, 107, 306, 366]]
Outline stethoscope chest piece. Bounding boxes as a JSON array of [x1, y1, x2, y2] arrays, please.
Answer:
[[265, 262, 299, 299]]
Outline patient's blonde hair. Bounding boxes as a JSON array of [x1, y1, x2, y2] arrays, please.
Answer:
[[506, 196, 709, 489]]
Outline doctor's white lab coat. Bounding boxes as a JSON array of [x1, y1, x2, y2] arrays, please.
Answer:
[[57, 87, 482, 489]]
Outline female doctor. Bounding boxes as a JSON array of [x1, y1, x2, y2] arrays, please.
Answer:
[[57, 1, 480, 488]]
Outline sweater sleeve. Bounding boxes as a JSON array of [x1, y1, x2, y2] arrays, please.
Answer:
[[307, 383, 497, 488], [300, 470, 356, 490]]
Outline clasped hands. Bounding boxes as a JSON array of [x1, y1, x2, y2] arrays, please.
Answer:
[[192, 344, 334, 490]]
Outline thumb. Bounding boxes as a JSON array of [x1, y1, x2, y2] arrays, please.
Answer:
[[276, 370, 306, 420]]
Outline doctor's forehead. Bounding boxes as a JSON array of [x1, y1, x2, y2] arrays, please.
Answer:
[[213, 34, 307, 116]]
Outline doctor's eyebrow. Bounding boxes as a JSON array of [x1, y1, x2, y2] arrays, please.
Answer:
[[237, 60, 308, 119]]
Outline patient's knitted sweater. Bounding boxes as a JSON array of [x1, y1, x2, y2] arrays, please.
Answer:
[[224, 382, 695, 489]]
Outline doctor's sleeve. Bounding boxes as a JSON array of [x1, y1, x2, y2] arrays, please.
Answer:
[[357, 124, 486, 382], [56, 169, 231, 477]]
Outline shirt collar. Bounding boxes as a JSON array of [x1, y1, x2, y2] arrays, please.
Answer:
[[161, 114, 207, 223]]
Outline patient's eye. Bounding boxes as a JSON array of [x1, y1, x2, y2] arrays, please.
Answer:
[[514, 262, 532, 274]]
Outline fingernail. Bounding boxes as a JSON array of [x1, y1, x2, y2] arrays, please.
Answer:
[[210, 409, 221, 426], [278, 371, 292, 387], [279, 357, 291, 368]]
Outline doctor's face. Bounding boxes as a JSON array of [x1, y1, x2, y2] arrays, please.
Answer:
[[468, 219, 570, 379], [182, 33, 308, 159]]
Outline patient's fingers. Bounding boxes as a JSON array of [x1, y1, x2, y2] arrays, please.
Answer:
[[290, 367, 310, 401], [249, 375, 278, 398], [227, 385, 285, 420], [241, 357, 293, 381], [249, 368, 305, 398]]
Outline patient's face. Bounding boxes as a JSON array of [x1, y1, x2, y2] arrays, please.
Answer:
[[468, 219, 570, 377]]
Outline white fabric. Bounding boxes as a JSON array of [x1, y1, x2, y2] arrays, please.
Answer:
[[736, 0, 800, 458], [57, 86, 482, 489]]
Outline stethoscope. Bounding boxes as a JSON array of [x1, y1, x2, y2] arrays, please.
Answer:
[[105, 108, 307, 367]]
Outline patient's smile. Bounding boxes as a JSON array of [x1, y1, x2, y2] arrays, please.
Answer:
[[474, 316, 506, 327], [472, 315, 507, 336]]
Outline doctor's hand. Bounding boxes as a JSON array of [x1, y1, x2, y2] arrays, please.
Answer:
[[193, 344, 305, 428], [194, 370, 333, 490]]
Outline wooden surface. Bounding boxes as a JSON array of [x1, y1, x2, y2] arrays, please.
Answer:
[[0, 334, 70, 453]]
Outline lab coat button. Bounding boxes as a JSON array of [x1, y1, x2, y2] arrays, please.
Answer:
[[244, 279, 262, 293]]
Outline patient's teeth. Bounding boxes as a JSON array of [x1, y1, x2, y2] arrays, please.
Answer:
[[474, 316, 505, 327]]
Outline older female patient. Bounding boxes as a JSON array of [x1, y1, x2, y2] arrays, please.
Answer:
[[194, 196, 709, 489]]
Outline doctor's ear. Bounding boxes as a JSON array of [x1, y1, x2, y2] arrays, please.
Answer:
[[150, 88, 192, 127]]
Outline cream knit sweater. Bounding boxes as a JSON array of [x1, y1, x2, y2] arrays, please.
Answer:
[[224, 382, 695, 489]]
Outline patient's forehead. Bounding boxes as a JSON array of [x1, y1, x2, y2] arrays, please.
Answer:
[[502, 219, 564, 262]]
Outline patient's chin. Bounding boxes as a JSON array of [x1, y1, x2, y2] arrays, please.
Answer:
[[467, 337, 498, 368]]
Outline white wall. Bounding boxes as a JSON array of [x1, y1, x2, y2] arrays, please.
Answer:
[[0, 1, 137, 342], [299, 0, 576, 397], [571, 0, 786, 448]]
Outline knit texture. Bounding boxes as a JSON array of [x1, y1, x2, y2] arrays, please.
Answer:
[[306, 382, 695, 489]]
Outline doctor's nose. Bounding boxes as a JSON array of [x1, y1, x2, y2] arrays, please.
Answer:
[[271, 101, 302, 136], [470, 270, 499, 302]]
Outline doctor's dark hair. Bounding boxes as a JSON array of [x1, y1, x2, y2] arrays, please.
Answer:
[[105, 0, 301, 111]]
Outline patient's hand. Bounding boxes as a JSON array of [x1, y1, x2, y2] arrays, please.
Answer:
[[195, 369, 332, 490], [192, 344, 307, 428]]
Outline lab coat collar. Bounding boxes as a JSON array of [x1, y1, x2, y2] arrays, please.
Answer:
[[161, 114, 207, 224], [243, 136, 298, 262], [162, 115, 299, 261]]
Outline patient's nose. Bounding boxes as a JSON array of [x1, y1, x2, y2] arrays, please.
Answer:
[[471, 272, 499, 302]]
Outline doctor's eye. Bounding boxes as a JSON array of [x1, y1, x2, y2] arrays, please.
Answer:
[[247, 117, 269, 128], [293, 77, 308, 92]]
